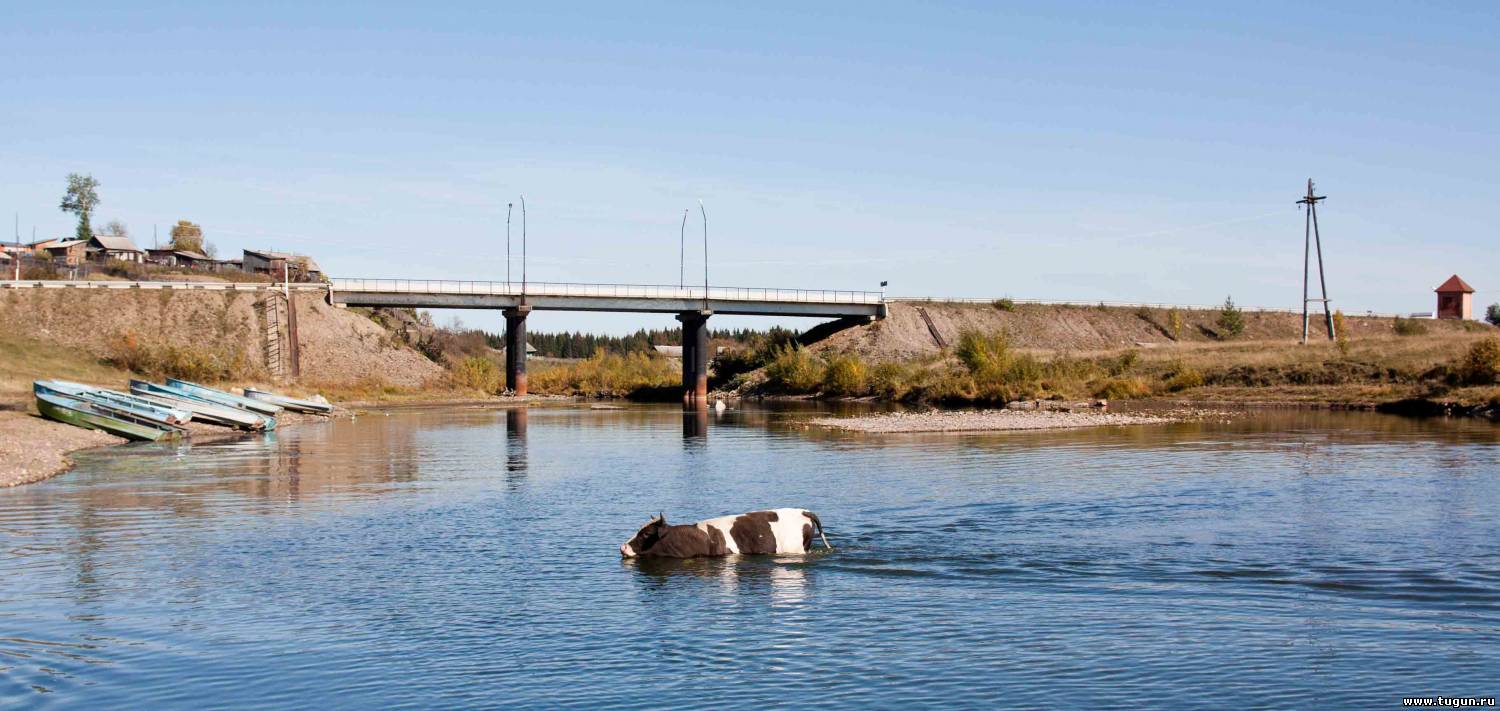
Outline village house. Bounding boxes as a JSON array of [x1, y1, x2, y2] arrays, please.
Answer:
[[147, 249, 217, 270], [41, 239, 90, 266], [88, 234, 146, 263], [1434, 275, 1475, 320], [242, 249, 323, 280]]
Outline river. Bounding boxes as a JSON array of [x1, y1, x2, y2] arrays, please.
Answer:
[[1, 404, 1497, 707]]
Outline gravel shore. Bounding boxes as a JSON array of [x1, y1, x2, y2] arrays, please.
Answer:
[[810, 408, 1186, 433], [0, 410, 122, 487]]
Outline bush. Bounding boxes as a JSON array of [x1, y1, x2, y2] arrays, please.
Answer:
[[106, 330, 253, 382], [956, 330, 1010, 377], [1093, 377, 1151, 400], [449, 356, 501, 393], [822, 354, 869, 396], [993, 297, 1016, 312], [1333, 310, 1349, 357], [529, 350, 677, 397], [1108, 350, 1139, 375], [1393, 316, 1428, 336], [1454, 338, 1500, 385], [1167, 308, 1184, 341], [1486, 303, 1500, 327], [1216, 297, 1244, 339], [763, 345, 826, 393], [1163, 363, 1205, 392]]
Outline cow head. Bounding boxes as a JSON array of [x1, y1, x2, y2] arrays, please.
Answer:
[[620, 513, 667, 558]]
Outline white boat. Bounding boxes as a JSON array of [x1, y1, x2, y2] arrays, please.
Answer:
[[243, 387, 333, 414]]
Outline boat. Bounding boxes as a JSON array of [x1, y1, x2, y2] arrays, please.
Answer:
[[164, 379, 284, 417], [243, 387, 333, 414], [35, 380, 192, 429], [35, 392, 177, 442], [130, 380, 275, 431]]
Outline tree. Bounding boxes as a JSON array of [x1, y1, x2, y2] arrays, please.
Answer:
[[169, 220, 204, 253], [101, 219, 129, 237], [1487, 303, 1500, 327], [1216, 296, 1245, 339], [59, 173, 101, 240], [1167, 308, 1184, 341]]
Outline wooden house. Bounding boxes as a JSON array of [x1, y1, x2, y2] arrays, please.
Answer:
[[88, 234, 146, 263], [1434, 275, 1475, 320]]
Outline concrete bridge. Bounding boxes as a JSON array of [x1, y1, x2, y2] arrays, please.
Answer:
[[0, 277, 885, 402], [326, 279, 886, 402]]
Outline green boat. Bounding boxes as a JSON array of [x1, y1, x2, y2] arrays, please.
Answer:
[[35, 392, 177, 442]]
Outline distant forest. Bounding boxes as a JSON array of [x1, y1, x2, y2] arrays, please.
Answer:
[[483, 326, 797, 358]]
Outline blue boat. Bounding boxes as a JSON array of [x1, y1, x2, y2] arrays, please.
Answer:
[[165, 379, 284, 417], [35, 392, 177, 442], [34, 381, 191, 432], [131, 380, 276, 431]]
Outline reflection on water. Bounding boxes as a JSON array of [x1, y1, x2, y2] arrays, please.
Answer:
[[0, 404, 1497, 707]]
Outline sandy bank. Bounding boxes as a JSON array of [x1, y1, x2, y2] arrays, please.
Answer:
[[809, 408, 1211, 433]]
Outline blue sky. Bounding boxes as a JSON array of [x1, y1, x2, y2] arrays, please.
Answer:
[[3, 2, 1496, 333]]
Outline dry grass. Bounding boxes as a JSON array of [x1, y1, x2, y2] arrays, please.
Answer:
[[0, 334, 135, 405], [528, 350, 678, 397]]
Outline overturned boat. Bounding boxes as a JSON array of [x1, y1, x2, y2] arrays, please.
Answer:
[[164, 379, 283, 417], [130, 380, 275, 431], [243, 387, 333, 415]]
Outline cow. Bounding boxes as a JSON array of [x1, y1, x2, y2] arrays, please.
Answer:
[[619, 508, 831, 558]]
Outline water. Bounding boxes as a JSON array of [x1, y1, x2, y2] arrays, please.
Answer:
[[2, 405, 1498, 708]]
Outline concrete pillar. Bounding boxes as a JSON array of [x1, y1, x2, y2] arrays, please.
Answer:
[[676, 310, 712, 405], [504, 306, 532, 396]]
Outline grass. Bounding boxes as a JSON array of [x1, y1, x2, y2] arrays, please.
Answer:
[[528, 350, 678, 397], [0, 334, 135, 405], [748, 326, 1500, 410]]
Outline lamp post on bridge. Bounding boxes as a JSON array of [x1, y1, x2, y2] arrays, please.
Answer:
[[506, 202, 512, 288]]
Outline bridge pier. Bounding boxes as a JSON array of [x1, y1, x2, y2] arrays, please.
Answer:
[[676, 310, 712, 405], [504, 306, 531, 396]]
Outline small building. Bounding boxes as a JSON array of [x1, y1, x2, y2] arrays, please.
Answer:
[[43, 239, 90, 266], [243, 249, 322, 280], [147, 249, 216, 270], [88, 234, 146, 263], [218, 257, 244, 272], [1435, 275, 1475, 320]]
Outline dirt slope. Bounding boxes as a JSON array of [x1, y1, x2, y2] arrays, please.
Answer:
[[811, 302, 1480, 361], [0, 287, 443, 388]]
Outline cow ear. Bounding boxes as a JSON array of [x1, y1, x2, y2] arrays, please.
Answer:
[[657, 512, 666, 525]]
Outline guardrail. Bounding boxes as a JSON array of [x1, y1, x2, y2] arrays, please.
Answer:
[[329, 278, 884, 305]]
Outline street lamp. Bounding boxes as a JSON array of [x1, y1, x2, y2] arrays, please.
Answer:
[[520, 195, 527, 298], [679, 209, 688, 289], [699, 200, 708, 310], [506, 202, 513, 288]]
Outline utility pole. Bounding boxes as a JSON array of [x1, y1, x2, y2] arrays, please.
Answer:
[[679, 208, 688, 288], [520, 195, 527, 300], [1298, 179, 1335, 343], [699, 200, 708, 311]]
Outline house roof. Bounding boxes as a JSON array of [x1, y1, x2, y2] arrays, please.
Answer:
[[91, 235, 144, 253], [244, 249, 297, 260], [1435, 275, 1475, 293], [0, 252, 11, 262], [45, 239, 88, 251], [147, 248, 211, 260]]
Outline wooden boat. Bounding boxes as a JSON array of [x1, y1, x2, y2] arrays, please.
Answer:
[[130, 380, 275, 431], [35, 392, 177, 442], [165, 379, 283, 416], [243, 387, 333, 414], [35, 380, 192, 428]]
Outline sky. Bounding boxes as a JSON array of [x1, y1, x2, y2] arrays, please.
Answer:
[[3, 1, 1497, 333]]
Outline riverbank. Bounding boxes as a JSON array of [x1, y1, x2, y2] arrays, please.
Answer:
[[810, 407, 1226, 434]]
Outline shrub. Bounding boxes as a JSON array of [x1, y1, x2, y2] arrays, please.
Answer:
[[1167, 308, 1184, 341], [992, 297, 1016, 312], [822, 354, 869, 396], [1163, 362, 1205, 392], [1108, 350, 1139, 375], [1333, 310, 1349, 357], [1393, 316, 1428, 336], [763, 345, 826, 393], [1093, 377, 1151, 400], [528, 350, 677, 397], [1216, 297, 1244, 339], [1454, 338, 1500, 385], [955, 330, 1010, 377], [449, 356, 501, 393], [1486, 303, 1500, 327], [868, 361, 915, 400], [105, 330, 252, 382]]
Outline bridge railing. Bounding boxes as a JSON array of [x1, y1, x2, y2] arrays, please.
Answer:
[[329, 278, 884, 305]]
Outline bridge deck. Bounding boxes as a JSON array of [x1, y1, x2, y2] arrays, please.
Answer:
[[0, 279, 886, 318], [327, 279, 886, 318]]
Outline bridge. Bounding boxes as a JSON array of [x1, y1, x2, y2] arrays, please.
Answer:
[[326, 279, 886, 402], [2, 278, 885, 404]]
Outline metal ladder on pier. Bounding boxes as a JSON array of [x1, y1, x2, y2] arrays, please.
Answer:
[[915, 306, 947, 348], [261, 295, 288, 378]]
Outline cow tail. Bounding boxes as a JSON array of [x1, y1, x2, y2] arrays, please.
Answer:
[[807, 511, 832, 551]]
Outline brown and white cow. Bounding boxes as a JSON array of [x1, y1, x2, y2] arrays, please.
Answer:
[[619, 508, 831, 558]]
